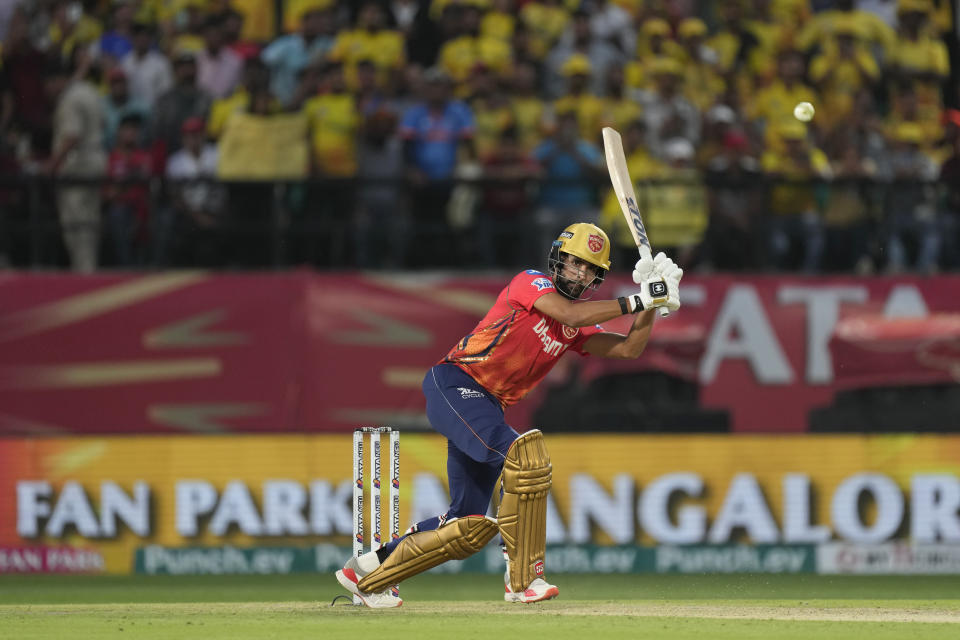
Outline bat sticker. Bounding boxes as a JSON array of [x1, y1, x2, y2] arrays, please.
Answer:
[[626, 197, 650, 247]]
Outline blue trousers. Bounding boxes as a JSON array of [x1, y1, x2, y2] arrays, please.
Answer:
[[378, 364, 518, 557]]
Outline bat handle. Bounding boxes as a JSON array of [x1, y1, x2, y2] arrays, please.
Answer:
[[658, 306, 670, 318]]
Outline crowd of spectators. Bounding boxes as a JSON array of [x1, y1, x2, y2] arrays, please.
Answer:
[[0, 0, 957, 273]]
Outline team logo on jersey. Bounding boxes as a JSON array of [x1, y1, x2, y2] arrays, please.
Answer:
[[531, 277, 554, 291], [562, 325, 579, 339], [587, 234, 605, 253], [458, 387, 485, 399]]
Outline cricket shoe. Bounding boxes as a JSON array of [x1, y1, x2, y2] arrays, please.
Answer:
[[335, 554, 402, 609], [504, 568, 559, 603]]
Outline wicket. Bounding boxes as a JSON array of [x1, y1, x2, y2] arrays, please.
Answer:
[[352, 427, 400, 604]]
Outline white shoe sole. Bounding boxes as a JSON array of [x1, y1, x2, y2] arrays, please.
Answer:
[[335, 568, 403, 609], [504, 585, 559, 603]]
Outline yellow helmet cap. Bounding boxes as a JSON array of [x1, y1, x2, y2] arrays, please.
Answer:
[[561, 54, 592, 77], [897, 0, 932, 15], [678, 18, 708, 40], [554, 223, 611, 270], [641, 18, 671, 37]]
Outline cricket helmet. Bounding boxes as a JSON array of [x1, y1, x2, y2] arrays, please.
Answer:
[[548, 222, 611, 300]]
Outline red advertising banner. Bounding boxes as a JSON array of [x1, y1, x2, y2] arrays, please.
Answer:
[[0, 272, 957, 434]]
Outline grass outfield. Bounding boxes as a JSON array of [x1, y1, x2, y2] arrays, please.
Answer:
[[1, 573, 959, 639]]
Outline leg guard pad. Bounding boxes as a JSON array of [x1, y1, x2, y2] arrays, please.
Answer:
[[357, 515, 498, 594], [498, 429, 551, 593]]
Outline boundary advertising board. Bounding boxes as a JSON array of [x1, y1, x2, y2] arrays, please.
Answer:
[[2, 434, 958, 574]]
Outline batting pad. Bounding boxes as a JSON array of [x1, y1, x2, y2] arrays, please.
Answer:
[[498, 429, 552, 593], [357, 516, 498, 594]]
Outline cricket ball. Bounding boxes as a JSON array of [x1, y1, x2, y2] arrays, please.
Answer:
[[793, 101, 815, 122]]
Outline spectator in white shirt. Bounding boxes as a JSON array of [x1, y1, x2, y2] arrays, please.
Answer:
[[545, 9, 623, 98], [196, 14, 243, 99], [121, 21, 173, 107], [636, 57, 701, 160], [162, 117, 224, 265], [588, 0, 636, 56]]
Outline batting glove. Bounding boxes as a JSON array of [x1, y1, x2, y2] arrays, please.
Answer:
[[625, 252, 682, 313], [656, 253, 683, 313], [624, 278, 680, 312], [661, 272, 682, 312], [653, 252, 683, 283], [632, 254, 655, 285]]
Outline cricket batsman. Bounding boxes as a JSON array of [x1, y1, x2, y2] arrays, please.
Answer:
[[335, 222, 682, 608]]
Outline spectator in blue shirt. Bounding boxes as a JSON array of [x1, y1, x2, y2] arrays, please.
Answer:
[[261, 6, 336, 107], [533, 109, 604, 253], [398, 67, 475, 266], [399, 68, 475, 181], [96, 1, 135, 68]]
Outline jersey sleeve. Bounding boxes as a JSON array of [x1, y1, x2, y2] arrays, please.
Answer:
[[569, 323, 605, 355], [506, 270, 557, 311]]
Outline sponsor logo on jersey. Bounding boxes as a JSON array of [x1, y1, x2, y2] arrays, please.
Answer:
[[562, 325, 579, 339], [532, 318, 570, 357], [458, 387, 485, 399], [587, 234, 604, 253], [531, 277, 554, 291]]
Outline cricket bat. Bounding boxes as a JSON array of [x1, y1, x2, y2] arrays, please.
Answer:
[[601, 126, 670, 317]]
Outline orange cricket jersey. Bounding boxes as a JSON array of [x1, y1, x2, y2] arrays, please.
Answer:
[[442, 270, 604, 407]]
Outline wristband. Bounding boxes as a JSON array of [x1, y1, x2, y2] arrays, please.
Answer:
[[624, 294, 644, 313], [617, 296, 629, 315]]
